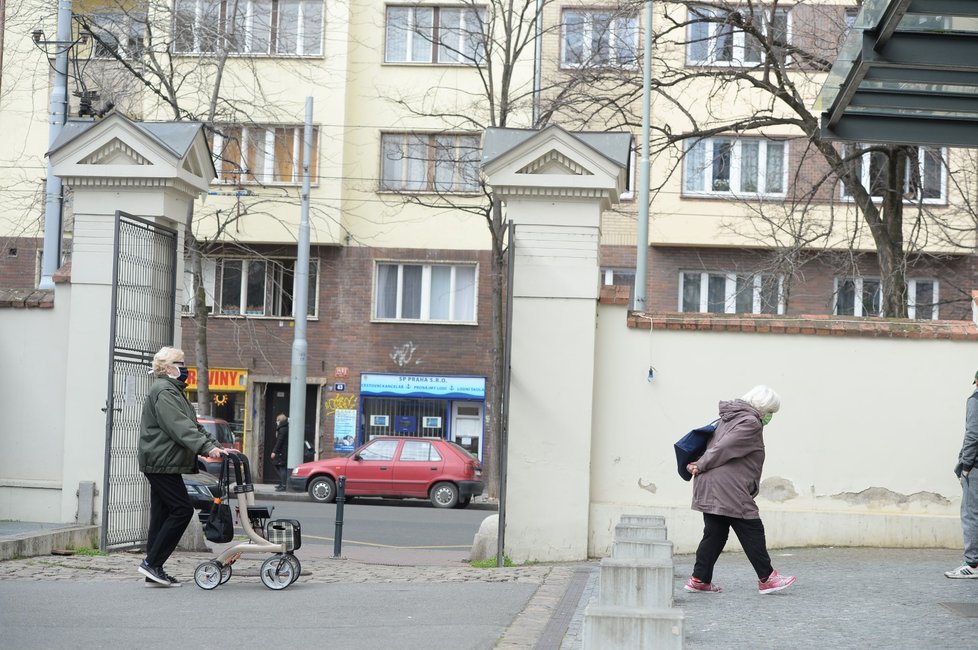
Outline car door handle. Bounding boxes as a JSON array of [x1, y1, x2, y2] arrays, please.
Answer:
[[429, 467, 438, 471], [379, 466, 389, 471]]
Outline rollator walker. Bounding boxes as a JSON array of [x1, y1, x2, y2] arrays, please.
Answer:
[[193, 451, 302, 590]]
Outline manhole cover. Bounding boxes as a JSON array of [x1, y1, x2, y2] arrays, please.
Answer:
[[940, 602, 978, 617]]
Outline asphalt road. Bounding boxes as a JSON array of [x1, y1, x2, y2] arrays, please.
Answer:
[[252, 498, 494, 550]]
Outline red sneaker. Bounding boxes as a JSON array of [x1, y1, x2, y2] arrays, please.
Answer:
[[758, 570, 796, 594], [684, 576, 722, 593]]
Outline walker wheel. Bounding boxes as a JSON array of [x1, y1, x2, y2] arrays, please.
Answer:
[[260, 554, 296, 590], [194, 561, 223, 590], [284, 553, 301, 584], [219, 563, 232, 584]]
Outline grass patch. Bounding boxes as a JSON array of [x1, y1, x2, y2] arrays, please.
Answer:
[[71, 546, 108, 557], [470, 556, 514, 568]]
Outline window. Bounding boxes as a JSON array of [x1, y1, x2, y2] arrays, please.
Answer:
[[684, 138, 786, 196], [835, 277, 939, 319], [211, 125, 319, 185], [687, 6, 789, 66], [680, 272, 783, 314], [601, 268, 635, 301], [375, 262, 477, 323], [400, 441, 443, 462], [213, 258, 318, 317], [385, 5, 486, 64], [841, 145, 945, 203], [381, 133, 480, 193], [561, 9, 639, 68], [181, 257, 217, 314], [174, 0, 323, 55], [359, 439, 399, 461], [81, 12, 146, 59]]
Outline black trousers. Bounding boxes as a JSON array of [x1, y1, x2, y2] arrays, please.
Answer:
[[692, 512, 774, 583], [144, 473, 194, 569], [275, 464, 288, 487]]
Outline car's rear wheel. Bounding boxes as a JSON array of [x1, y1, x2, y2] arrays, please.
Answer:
[[430, 482, 459, 508], [454, 496, 471, 509], [308, 476, 336, 503]]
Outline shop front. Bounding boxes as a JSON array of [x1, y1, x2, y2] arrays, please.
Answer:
[[356, 373, 486, 459], [185, 367, 249, 448]]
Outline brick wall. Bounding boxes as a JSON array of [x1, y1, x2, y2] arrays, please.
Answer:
[[0, 238, 41, 289]]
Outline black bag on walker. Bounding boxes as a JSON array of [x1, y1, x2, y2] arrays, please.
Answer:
[[203, 499, 234, 543]]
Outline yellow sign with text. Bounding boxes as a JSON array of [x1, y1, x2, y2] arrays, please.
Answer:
[[186, 368, 248, 392]]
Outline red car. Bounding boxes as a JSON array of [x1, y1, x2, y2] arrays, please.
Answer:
[[196, 416, 239, 477], [289, 436, 484, 509]]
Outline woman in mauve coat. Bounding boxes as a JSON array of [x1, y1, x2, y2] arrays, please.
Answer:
[[684, 385, 796, 595]]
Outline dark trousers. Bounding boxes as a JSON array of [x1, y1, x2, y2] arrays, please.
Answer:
[[144, 473, 194, 569], [692, 512, 774, 583], [275, 464, 288, 487]]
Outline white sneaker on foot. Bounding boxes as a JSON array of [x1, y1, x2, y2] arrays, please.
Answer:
[[944, 564, 978, 578]]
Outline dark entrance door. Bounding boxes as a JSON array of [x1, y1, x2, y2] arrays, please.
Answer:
[[263, 383, 318, 482]]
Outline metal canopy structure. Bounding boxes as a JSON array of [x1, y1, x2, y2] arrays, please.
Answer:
[[815, 0, 978, 146]]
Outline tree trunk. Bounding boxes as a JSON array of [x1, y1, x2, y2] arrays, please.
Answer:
[[485, 199, 506, 497], [188, 231, 212, 416]]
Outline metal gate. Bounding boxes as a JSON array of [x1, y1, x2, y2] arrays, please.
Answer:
[[100, 211, 178, 550]]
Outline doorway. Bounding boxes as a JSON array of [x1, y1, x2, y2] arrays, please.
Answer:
[[451, 402, 483, 457], [263, 383, 318, 482]]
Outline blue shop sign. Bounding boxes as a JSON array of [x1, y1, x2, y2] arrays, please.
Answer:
[[360, 373, 485, 399]]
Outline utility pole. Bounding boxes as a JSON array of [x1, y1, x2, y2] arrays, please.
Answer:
[[39, 0, 72, 289], [633, 0, 653, 312], [287, 97, 313, 471]]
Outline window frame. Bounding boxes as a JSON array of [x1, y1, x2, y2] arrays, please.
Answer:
[[686, 5, 791, 67], [379, 132, 481, 194], [679, 271, 785, 315], [840, 144, 947, 204], [205, 257, 319, 319], [560, 8, 640, 69], [373, 261, 479, 325], [81, 11, 147, 60], [384, 4, 487, 65], [172, 0, 324, 56], [683, 137, 788, 197], [211, 124, 319, 186], [834, 276, 940, 319]]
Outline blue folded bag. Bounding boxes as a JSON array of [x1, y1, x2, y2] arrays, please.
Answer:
[[674, 419, 719, 481]]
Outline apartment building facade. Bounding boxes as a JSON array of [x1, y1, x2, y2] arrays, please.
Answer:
[[2, 0, 976, 485]]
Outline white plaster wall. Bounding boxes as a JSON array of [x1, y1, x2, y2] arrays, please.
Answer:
[[589, 303, 968, 556], [0, 285, 71, 521]]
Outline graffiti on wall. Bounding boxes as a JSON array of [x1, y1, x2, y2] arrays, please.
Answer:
[[324, 393, 358, 416], [390, 341, 420, 367]]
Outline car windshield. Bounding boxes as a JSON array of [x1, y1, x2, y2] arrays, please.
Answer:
[[446, 441, 479, 461], [200, 421, 234, 446]]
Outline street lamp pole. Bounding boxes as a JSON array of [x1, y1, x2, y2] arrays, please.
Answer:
[[39, 0, 73, 289], [633, 0, 653, 312]]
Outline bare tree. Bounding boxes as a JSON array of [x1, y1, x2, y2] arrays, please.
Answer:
[[549, 0, 977, 318]]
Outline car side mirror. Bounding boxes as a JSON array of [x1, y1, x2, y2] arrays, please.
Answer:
[[353, 454, 363, 462]]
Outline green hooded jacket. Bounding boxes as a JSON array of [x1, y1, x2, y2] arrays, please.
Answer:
[[138, 376, 220, 474]]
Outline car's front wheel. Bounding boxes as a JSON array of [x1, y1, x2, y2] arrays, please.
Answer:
[[430, 482, 459, 508], [308, 476, 336, 503]]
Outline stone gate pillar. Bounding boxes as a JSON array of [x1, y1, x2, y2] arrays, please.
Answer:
[[48, 113, 215, 523], [482, 126, 631, 562]]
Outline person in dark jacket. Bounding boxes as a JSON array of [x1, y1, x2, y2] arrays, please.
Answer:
[[945, 371, 978, 578], [137, 346, 228, 587], [270, 414, 289, 490], [683, 385, 796, 595]]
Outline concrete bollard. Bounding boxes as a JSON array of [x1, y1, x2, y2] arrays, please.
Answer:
[[620, 514, 666, 528], [614, 523, 667, 542], [612, 538, 674, 563], [469, 514, 498, 562], [598, 557, 674, 609], [583, 605, 684, 650]]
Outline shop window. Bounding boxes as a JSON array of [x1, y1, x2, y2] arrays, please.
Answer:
[[212, 257, 318, 318], [374, 262, 477, 323]]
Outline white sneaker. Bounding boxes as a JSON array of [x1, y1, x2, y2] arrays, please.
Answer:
[[944, 564, 978, 578]]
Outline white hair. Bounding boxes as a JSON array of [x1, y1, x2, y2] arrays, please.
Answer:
[[151, 346, 184, 377], [741, 385, 781, 416]]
